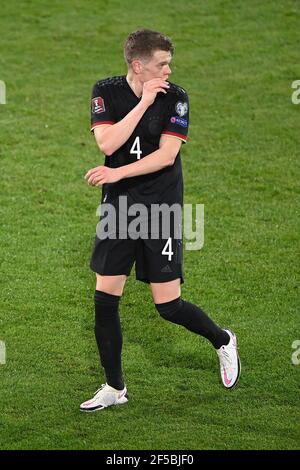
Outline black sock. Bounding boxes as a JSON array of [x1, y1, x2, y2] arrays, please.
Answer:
[[155, 297, 230, 349], [94, 290, 124, 390]]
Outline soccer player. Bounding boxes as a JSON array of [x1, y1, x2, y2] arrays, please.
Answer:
[[80, 29, 240, 412]]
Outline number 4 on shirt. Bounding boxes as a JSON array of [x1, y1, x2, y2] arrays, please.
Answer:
[[130, 136, 142, 160]]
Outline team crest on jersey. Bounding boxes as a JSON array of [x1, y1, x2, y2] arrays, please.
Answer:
[[92, 96, 105, 114], [175, 101, 188, 117]]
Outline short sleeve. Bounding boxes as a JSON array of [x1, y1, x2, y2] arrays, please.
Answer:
[[161, 89, 189, 143], [90, 81, 116, 132]]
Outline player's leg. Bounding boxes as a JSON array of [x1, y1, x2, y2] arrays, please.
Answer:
[[96, 273, 126, 295], [138, 239, 230, 347], [94, 274, 126, 389], [80, 274, 127, 411], [81, 236, 135, 412], [92, 239, 134, 392], [80, 274, 128, 412], [151, 278, 230, 349], [150, 278, 180, 303], [151, 279, 240, 389], [138, 233, 241, 389]]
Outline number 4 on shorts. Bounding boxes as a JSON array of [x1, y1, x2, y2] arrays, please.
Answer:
[[162, 238, 174, 261]]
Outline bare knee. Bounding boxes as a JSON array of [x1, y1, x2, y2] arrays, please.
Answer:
[[150, 278, 181, 304], [95, 274, 126, 296]]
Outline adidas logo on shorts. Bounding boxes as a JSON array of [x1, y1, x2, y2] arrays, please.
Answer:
[[161, 265, 172, 273]]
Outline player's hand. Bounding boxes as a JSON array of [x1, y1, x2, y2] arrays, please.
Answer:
[[85, 166, 122, 186], [141, 78, 169, 107]]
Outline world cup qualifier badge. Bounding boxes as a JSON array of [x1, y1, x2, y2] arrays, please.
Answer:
[[175, 101, 188, 117], [92, 96, 105, 114]]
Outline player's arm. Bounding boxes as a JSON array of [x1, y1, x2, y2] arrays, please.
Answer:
[[93, 102, 149, 156], [94, 79, 170, 156], [85, 135, 182, 185], [118, 135, 182, 177]]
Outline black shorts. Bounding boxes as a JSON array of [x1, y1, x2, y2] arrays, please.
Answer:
[[90, 195, 184, 284]]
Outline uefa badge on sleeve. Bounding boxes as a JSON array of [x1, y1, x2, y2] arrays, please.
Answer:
[[175, 101, 188, 117]]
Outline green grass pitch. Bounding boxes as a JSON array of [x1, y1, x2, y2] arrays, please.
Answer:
[[0, 0, 299, 450]]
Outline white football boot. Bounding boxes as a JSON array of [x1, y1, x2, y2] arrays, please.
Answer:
[[216, 329, 241, 389], [80, 383, 128, 412]]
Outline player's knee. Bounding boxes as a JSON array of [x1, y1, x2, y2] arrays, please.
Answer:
[[95, 274, 126, 297], [94, 290, 121, 325], [155, 297, 182, 321]]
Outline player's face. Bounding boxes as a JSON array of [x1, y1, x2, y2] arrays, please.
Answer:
[[140, 50, 172, 82]]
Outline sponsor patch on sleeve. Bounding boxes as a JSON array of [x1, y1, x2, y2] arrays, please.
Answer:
[[170, 116, 188, 127], [92, 96, 105, 114]]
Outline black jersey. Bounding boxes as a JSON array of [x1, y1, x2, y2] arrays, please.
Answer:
[[90, 76, 189, 206]]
